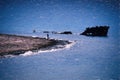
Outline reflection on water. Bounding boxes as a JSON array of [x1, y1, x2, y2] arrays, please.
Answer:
[[0, 33, 119, 80]]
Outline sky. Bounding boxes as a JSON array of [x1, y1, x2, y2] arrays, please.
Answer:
[[0, 0, 119, 35]]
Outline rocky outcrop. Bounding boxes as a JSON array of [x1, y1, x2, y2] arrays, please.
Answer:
[[43, 31, 73, 35], [0, 34, 71, 56], [81, 26, 109, 36], [43, 31, 50, 33], [60, 31, 72, 34]]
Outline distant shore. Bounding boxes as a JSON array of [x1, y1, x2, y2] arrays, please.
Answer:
[[0, 34, 71, 56]]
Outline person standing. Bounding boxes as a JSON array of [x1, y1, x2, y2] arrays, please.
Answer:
[[47, 34, 49, 39]]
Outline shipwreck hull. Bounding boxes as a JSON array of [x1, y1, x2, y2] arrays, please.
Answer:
[[81, 26, 109, 36]]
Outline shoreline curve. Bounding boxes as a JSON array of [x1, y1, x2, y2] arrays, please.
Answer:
[[0, 33, 73, 57]]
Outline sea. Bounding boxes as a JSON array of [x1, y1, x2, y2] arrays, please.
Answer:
[[0, 28, 119, 80], [0, 0, 119, 80]]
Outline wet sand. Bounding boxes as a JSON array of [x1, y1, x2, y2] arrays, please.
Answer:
[[0, 34, 70, 56]]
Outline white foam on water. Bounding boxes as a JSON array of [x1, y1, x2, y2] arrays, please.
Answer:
[[20, 49, 58, 57], [20, 51, 35, 56], [65, 41, 75, 49], [3, 54, 16, 58], [20, 41, 76, 57]]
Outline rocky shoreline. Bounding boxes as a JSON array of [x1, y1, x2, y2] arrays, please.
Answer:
[[0, 34, 71, 56]]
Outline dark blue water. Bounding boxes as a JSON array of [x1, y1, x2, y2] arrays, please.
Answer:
[[0, 0, 119, 80]]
